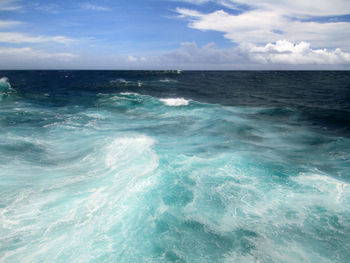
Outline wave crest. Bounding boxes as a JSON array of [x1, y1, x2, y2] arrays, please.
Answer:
[[0, 77, 15, 101], [160, 98, 190, 106], [0, 77, 11, 90]]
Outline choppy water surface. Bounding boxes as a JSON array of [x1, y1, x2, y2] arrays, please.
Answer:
[[0, 71, 349, 262]]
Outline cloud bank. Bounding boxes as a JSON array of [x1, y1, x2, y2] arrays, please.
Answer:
[[0, 41, 349, 69], [159, 41, 350, 69]]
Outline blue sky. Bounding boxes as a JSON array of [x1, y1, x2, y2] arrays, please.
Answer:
[[0, 0, 350, 69]]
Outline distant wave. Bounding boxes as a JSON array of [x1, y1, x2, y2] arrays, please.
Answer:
[[109, 79, 142, 87], [109, 78, 129, 84], [120, 92, 140, 96], [159, 78, 177, 83], [159, 98, 190, 106]]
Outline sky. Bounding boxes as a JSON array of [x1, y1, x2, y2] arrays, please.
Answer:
[[0, 0, 350, 69]]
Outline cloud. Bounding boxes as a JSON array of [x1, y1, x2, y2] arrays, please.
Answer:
[[0, 47, 78, 69], [174, 0, 238, 9], [0, 0, 22, 11], [0, 47, 77, 60], [32, 3, 60, 14], [240, 40, 350, 65], [0, 20, 22, 28], [162, 42, 243, 64], [127, 55, 146, 62], [174, 0, 350, 16], [81, 3, 111, 12], [225, 0, 350, 17], [176, 7, 350, 51], [158, 41, 350, 69], [0, 32, 74, 44]]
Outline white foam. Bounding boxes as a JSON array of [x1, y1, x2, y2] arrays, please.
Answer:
[[293, 172, 349, 204], [159, 78, 177, 83], [160, 98, 190, 106], [120, 92, 139, 96], [109, 78, 129, 84], [0, 77, 11, 89], [105, 135, 157, 171]]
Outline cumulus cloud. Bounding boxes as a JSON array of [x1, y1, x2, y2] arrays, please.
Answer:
[[81, 3, 111, 12], [0, 32, 74, 44], [173, 0, 350, 68], [241, 40, 350, 65], [174, 0, 350, 16], [225, 0, 350, 17], [176, 7, 350, 51], [158, 40, 350, 69]]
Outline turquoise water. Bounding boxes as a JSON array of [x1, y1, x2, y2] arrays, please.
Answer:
[[0, 71, 350, 262]]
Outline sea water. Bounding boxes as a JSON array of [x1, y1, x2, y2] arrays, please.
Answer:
[[0, 71, 349, 262]]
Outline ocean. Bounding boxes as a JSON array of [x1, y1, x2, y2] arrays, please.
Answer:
[[0, 70, 349, 262]]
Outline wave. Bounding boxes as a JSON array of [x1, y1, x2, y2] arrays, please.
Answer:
[[0, 77, 15, 101], [109, 78, 129, 84], [0, 77, 11, 89], [159, 78, 177, 83], [160, 98, 191, 106], [119, 92, 140, 96], [109, 79, 142, 87]]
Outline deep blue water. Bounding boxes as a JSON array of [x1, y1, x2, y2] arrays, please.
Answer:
[[0, 71, 349, 262]]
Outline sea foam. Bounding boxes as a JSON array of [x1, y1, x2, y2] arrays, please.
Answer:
[[0, 77, 11, 90], [159, 98, 190, 106], [1, 71, 350, 263]]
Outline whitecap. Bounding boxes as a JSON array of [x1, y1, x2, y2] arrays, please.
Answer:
[[159, 78, 177, 83], [109, 78, 129, 84], [119, 92, 139, 96], [0, 77, 11, 90], [160, 98, 190, 106]]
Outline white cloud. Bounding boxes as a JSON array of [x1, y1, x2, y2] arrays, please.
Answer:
[[226, 0, 350, 17], [0, 32, 74, 44], [0, 47, 78, 69], [157, 41, 350, 69], [162, 42, 243, 64], [0, 20, 22, 28], [176, 8, 350, 51], [127, 55, 146, 62], [127, 55, 138, 62], [240, 40, 350, 65], [174, 0, 238, 9], [81, 3, 111, 12], [174, 0, 350, 16], [0, 0, 22, 11], [32, 3, 59, 14]]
